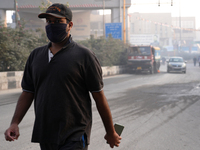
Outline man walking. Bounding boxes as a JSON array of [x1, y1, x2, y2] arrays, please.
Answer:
[[193, 56, 197, 66], [4, 3, 121, 150], [198, 56, 200, 67]]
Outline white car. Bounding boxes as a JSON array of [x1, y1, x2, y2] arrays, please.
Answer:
[[167, 57, 187, 73]]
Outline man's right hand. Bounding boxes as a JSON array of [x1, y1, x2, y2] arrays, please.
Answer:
[[104, 131, 122, 148], [4, 124, 20, 141]]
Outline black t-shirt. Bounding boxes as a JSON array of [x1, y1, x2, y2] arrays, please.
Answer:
[[22, 38, 103, 145]]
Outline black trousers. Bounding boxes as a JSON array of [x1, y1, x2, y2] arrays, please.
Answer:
[[40, 135, 88, 150]]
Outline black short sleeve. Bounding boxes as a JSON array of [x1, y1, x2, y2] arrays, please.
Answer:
[[21, 53, 35, 93], [84, 53, 103, 92]]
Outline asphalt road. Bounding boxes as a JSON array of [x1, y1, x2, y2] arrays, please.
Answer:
[[1, 62, 200, 150]]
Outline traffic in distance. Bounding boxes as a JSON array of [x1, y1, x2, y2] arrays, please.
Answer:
[[167, 57, 187, 73], [126, 45, 192, 75]]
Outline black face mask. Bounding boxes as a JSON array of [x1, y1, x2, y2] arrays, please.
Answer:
[[45, 23, 68, 43]]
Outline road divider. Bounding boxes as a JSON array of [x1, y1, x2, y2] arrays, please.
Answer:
[[0, 66, 127, 90], [0, 71, 23, 90]]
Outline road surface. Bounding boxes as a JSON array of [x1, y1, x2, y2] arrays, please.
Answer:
[[1, 62, 200, 150]]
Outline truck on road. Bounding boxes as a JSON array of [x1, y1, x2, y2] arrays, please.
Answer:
[[127, 45, 161, 74]]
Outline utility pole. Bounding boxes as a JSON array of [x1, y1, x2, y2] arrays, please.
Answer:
[[103, 0, 105, 37], [179, 0, 181, 52], [14, 0, 18, 28], [119, 0, 122, 22], [123, 0, 126, 44]]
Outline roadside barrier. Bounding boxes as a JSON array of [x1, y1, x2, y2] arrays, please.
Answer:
[[0, 71, 23, 90], [0, 66, 127, 90]]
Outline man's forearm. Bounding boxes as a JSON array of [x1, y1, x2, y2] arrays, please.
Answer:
[[92, 90, 115, 134], [11, 91, 34, 125]]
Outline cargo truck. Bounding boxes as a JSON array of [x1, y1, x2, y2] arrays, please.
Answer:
[[127, 45, 161, 74]]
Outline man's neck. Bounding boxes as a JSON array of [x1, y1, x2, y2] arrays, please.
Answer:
[[50, 36, 70, 55]]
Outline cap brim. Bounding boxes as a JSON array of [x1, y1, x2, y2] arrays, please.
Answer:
[[38, 13, 66, 19]]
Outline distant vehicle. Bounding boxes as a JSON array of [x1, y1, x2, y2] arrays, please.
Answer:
[[161, 56, 171, 65], [167, 57, 187, 73], [127, 45, 161, 74], [164, 56, 170, 62]]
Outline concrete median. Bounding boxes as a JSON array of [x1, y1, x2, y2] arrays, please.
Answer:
[[0, 66, 127, 91], [0, 71, 23, 90]]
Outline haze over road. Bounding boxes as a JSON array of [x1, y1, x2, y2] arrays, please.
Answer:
[[1, 62, 200, 150]]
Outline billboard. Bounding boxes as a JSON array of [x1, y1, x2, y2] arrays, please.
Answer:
[[130, 34, 159, 46]]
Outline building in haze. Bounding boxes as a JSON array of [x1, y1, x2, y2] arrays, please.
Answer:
[[129, 12, 198, 54]]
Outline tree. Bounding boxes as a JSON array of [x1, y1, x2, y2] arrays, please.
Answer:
[[78, 35, 128, 66], [0, 20, 128, 71], [0, 22, 48, 71]]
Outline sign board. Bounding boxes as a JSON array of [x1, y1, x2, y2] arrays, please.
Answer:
[[71, 11, 90, 36], [105, 23, 122, 40], [130, 34, 159, 46], [181, 46, 198, 53], [164, 46, 174, 51]]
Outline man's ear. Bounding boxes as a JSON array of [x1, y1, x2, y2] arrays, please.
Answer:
[[68, 21, 73, 29]]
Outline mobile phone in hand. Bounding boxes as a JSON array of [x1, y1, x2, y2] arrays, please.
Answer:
[[114, 123, 124, 136]]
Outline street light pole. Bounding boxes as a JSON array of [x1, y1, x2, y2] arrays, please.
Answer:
[[179, 0, 181, 52], [123, 0, 126, 44], [103, 0, 105, 37], [14, 0, 18, 28], [119, 0, 122, 22]]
